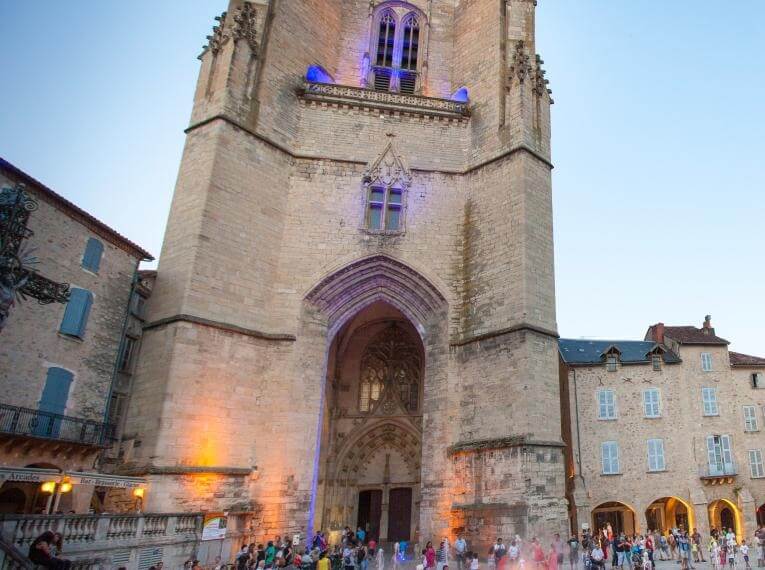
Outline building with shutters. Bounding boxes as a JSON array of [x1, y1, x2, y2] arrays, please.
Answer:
[[560, 316, 765, 541], [0, 158, 153, 514]]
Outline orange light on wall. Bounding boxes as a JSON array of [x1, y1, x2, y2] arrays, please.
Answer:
[[133, 487, 145, 499], [40, 481, 56, 494]]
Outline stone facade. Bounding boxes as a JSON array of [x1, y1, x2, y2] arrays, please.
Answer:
[[123, 0, 567, 550], [561, 318, 765, 542], [0, 159, 152, 514]]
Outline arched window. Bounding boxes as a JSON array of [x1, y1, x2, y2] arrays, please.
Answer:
[[369, 5, 425, 94], [359, 326, 421, 413]]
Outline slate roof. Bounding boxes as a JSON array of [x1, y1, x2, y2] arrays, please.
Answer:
[[729, 351, 765, 367], [558, 339, 681, 366], [659, 325, 729, 345], [0, 157, 153, 261]]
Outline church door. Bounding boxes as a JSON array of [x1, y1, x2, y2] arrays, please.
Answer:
[[387, 487, 412, 542], [357, 490, 383, 540]]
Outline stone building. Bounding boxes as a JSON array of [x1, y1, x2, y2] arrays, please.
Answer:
[[0, 158, 153, 514], [122, 0, 568, 549], [561, 316, 765, 540]]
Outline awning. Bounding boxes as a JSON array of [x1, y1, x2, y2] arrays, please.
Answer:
[[0, 467, 62, 483], [66, 471, 146, 489]]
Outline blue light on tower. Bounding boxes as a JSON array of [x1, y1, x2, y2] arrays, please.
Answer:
[[450, 86, 469, 103], [306, 64, 335, 84]]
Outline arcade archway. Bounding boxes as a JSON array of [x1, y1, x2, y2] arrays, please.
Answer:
[[592, 501, 637, 536], [757, 503, 765, 527], [645, 496, 695, 533], [708, 499, 742, 538]]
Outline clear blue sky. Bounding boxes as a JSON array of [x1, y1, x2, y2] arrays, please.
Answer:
[[1, 2, 763, 355]]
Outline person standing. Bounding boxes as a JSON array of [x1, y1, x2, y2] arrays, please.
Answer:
[[376, 545, 385, 570], [567, 535, 580, 570], [426, 541, 437, 570], [547, 543, 558, 570], [691, 529, 705, 563], [455, 536, 468, 570], [493, 539, 507, 570], [437, 540, 449, 570]]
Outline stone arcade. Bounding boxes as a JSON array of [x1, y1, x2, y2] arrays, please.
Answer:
[[121, 0, 567, 548]]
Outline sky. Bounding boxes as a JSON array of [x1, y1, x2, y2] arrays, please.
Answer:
[[1, 2, 763, 355]]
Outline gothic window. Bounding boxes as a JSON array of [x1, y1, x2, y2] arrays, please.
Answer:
[[369, 4, 425, 94], [366, 186, 402, 231], [359, 326, 422, 413]]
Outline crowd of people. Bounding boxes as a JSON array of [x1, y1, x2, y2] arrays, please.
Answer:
[[22, 523, 765, 569]]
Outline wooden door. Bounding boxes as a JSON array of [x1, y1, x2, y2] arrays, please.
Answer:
[[387, 487, 412, 542], [357, 490, 383, 541]]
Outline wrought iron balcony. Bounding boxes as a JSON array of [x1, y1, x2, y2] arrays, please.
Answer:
[[699, 461, 738, 484], [0, 403, 115, 446]]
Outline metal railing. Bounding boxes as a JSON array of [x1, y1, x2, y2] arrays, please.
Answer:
[[699, 461, 738, 478], [0, 404, 115, 446]]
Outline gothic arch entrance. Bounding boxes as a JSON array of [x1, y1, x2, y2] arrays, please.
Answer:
[[315, 301, 424, 543]]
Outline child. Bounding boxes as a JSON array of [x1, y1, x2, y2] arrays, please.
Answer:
[[711, 539, 721, 570], [728, 545, 736, 569], [742, 540, 751, 569], [471, 552, 480, 570]]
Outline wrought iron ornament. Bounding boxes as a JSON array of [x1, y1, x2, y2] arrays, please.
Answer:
[[0, 184, 70, 331]]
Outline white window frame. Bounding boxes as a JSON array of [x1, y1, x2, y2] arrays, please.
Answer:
[[743, 405, 759, 432], [701, 352, 713, 372], [749, 449, 765, 479], [647, 438, 666, 472], [606, 354, 618, 372], [643, 388, 661, 418], [597, 389, 617, 420], [707, 434, 734, 476], [702, 387, 719, 416], [601, 441, 620, 475]]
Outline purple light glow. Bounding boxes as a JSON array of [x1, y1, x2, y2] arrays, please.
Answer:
[[306, 64, 335, 84], [450, 86, 469, 103]]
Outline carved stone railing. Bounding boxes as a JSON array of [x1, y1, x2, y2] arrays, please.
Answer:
[[0, 513, 203, 568], [300, 81, 470, 119], [0, 512, 256, 568]]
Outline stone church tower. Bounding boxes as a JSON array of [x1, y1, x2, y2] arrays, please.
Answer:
[[125, 0, 567, 547]]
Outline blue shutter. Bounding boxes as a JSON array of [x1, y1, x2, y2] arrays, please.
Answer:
[[82, 238, 104, 272], [59, 288, 93, 338], [35, 367, 73, 438]]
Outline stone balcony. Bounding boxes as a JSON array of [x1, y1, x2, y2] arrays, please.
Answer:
[[299, 81, 470, 120], [0, 512, 255, 568]]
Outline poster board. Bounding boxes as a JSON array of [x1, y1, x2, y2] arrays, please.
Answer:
[[202, 512, 228, 541]]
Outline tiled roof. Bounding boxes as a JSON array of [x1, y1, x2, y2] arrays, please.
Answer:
[[661, 325, 729, 345], [729, 351, 765, 367], [558, 339, 681, 366], [0, 157, 154, 261]]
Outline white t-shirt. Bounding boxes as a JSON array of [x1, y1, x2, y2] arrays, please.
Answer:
[[742, 545, 749, 556], [471, 558, 479, 570], [509, 546, 519, 560], [591, 549, 604, 562]]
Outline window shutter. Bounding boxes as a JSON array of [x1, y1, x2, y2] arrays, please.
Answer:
[[721, 435, 733, 469], [39, 367, 73, 414], [60, 288, 93, 338], [82, 238, 104, 272]]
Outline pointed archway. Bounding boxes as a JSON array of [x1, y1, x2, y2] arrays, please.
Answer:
[[314, 301, 423, 543]]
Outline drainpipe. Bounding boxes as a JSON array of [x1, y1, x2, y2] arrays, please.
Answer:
[[572, 368, 583, 477], [97, 259, 141, 466]]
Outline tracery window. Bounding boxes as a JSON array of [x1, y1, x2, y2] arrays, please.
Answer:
[[366, 186, 402, 231], [359, 326, 421, 413], [369, 4, 424, 94]]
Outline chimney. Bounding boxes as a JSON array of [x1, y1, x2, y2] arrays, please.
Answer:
[[703, 315, 713, 335], [653, 322, 665, 344]]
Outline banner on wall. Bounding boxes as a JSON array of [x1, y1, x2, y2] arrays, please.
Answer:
[[202, 512, 228, 541]]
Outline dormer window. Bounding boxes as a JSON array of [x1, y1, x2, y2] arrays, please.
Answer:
[[369, 4, 425, 95], [651, 354, 662, 371], [602, 346, 621, 372]]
